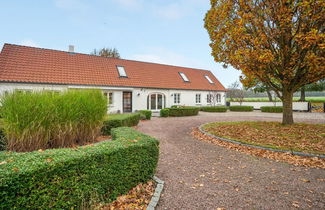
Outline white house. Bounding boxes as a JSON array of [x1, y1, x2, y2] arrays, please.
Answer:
[[0, 44, 226, 113]]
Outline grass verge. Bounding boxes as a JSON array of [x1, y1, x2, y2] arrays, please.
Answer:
[[203, 121, 325, 155]]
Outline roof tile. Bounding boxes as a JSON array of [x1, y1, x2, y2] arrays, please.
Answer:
[[0, 44, 225, 91]]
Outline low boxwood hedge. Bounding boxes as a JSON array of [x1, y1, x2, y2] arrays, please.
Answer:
[[102, 113, 140, 135], [169, 107, 199, 117], [200, 106, 228, 112], [160, 108, 170, 117], [0, 127, 159, 209], [229, 106, 254, 112], [138, 110, 152, 120], [261, 106, 283, 113]]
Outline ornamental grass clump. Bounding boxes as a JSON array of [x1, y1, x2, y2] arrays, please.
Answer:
[[1, 89, 107, 152]]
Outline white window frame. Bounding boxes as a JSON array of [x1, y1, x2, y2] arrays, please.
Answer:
[[216, 93, 221, 103], [174, 93, 181, 104], [104, 92, 114, 106], [205, 75, 214, 84], [117, 66, 127, 77], [195, 94, 201, 104], [179, 72, 189, 82], [207, 94, 212, 103]]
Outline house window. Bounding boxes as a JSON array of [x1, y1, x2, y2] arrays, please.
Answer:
[[205, 75, 214, 84], [104, 92, 113, 105], [216, 94, 221, 103], [207, 94, 212, 103], [174, 93, 180, 104], [195, 94, 201, 104], [117, 66, 127, 77], [179, 72, 189, 82]]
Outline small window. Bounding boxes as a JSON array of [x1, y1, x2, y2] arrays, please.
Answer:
[[174, 93, 180, 104], [117, 66, 127, 77], [104, 92, 113, 105], [205, 75, 214, 84], [179, 72, 189, 82], [195, 94, 201, 104], [217, 94, 221, 103], [207, 94, 212, 103]]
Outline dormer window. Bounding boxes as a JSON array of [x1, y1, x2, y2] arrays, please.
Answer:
[[117, 66, 127, 77], [179, 72, 189, 82], [205, 75, 214, 84]]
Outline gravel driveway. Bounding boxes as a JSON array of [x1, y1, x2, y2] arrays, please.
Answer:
[[137, 111, 325, 210]]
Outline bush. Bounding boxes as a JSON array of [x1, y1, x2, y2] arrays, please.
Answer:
[[200, 106, 228, 112], [169, 107, 199, 117], [229, 106, 254, 112], [102, 113, 140, 135], [138, 110, 152, 120], [1, 90, 107, 152], [0, 127, 159, 209], [160, 108, 170, 117], [261, 106, 283, 113]]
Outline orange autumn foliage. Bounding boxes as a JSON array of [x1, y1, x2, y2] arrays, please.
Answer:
[[205, 0, 325, 124]]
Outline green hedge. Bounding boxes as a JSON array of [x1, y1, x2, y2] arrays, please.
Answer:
[[0, 127, 159, 209], [261, 106, 283, 113], [160, 108, 170, 117], [200, 106, 228, 112], [229, 106, 254, 112], [102, 113, 140, 135], [169, 107, 199, 117], [138, 110, 152, 120]]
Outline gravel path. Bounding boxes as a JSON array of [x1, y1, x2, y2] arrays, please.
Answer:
[[137, 111, 325, 209]]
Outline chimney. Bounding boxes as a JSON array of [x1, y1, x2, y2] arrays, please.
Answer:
[[68, 45, 74, 53]]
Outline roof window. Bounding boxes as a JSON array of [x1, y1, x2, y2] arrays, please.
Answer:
[[205, 75, 214, 84], [179, 72, 189, 82], [117, 66, 127, 77]]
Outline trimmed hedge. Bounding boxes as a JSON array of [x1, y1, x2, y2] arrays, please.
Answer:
[[138, 110, 152, 120], [0, 127, 159, 209], [261, 106, 283, 113], [229, 106, 254, 112], [102, 113, 140, 135], [200, 106, 228, 112], [169, 107, 199, 117], [160, 108, 170, 117]]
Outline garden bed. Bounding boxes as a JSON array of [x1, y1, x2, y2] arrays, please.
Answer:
[[202, 121, 325, 155]]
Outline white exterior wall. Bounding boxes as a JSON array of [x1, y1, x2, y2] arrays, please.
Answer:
[[0, 83, 226, 113], [230, 101, 309, 111]]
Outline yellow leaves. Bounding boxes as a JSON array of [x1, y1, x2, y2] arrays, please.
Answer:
[[0, 161, 7, 165]]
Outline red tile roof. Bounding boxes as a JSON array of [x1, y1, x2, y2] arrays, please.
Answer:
[[0, 44, 225, 91]]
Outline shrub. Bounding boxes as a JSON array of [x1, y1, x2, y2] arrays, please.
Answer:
[[169, 107, 199, 117], [200, 106, 228, 112], [160, 108, 170, 117], [261, 106, 283, 113], [102, 113, 140, 135], [0, 124, 5, 151], [0, 127, 159, 209], [138, 110, 152, 120], [229, 106, 254, 112], [1, 90, 107, 152]]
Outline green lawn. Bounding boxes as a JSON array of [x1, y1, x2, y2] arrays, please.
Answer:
[[227, 97, 325, 103]]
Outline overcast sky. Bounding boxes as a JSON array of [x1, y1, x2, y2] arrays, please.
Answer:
[[0, 0, 241, 87]]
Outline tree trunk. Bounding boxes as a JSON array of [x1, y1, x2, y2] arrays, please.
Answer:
[[266, 89, 273, 102], [299, 86, 306, 101], [282, 91, 294, 125]]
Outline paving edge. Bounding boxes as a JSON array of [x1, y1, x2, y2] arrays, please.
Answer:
[[147, 176, 164, 210], [198, 123, 325, 159]]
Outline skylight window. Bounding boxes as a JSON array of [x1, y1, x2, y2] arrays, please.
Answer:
[[179, 72, 189, 82], [117, 66, 127, 77], [205, 75, 214, 84]]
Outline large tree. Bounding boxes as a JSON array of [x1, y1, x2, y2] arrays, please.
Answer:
[[205, 0, 325, 124], [91, 47, 121, 58]]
